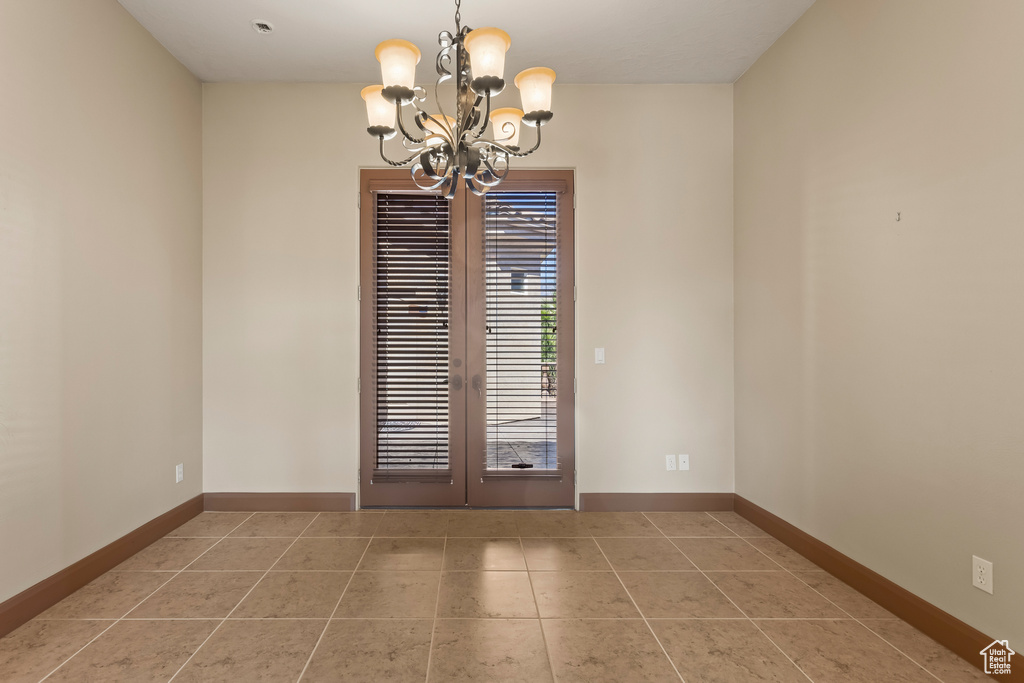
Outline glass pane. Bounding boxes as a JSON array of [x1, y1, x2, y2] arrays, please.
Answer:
[[484, 192, 558, 470], [375, 193, 450, 470]]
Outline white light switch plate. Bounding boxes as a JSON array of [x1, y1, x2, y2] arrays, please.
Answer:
[[595, 348, 605, 364], [175, 463, 184, 483]]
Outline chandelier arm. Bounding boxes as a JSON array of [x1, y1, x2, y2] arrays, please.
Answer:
[[379, 136, 424, 167], [395, 102, 426, 145], [475, 125, 541, 159], [476, 153, 510, 187], [427, 70, 457, 146], [468, 91, 492, 140]]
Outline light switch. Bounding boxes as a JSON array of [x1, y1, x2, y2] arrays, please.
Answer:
[[595, 348, 605, 364]]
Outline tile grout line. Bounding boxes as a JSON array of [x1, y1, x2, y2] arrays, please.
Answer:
[[518, 533, 558, 683], [294, 531, 377, 682], [166, 512, 323, 683], [590, 521, 686, 683], [36, 512, 257, 683], [422, 524, 449, 683], [733, 534, 947, 683], [641, 511, 816, 683]]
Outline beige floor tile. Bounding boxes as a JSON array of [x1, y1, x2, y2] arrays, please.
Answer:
[[301, 512, 384, 537], [708, 571, 847, 619], [671, 537, 783, 570], [650, 619, 808, 682], [708, 511, 771, 537], [618, 571, 743, 618], [273, 537, 369, 571], [228, 512, 318, 537], [112, 537, 218, 571], [0, 619, 111, 683], [443, 537, 527, 570], [861, 619, 991, 682], [429, 619, 553, 683], [231, 571, 350, 618], [174, 619, 325, 682], [581, 512, 663, 537], [745, 537, 822, 571], [446, 511, 519, 537], [522, 537, 611, 570], [38, 572, 171, 620], [357, 537, 445, 571], [127, 571, 262, 618], [515, 511, 591, 537], [437, 571, 539, 618], [334, 571, 440, 618], [793, 571, 895, 618], [303, 619, 432, 682], [187, 538, 293, 570], [543, 618, 680, 683], [45, 619, 217, 682], [758, 619, 937, 682], [644, 512, 737, 537], [530, 571, 639, 618], [167, 512, 252, 538], [375, 511, 449, 537], [595, 537, 697, 571]]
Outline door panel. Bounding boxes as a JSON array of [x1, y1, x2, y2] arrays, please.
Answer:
[[360, 171, 466, 506], [466, 172, 576, 507]]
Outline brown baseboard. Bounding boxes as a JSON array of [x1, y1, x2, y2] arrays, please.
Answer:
[[734, 495, 1019, 682], [0, 494, 203, 639], [578, 492, 735, 512], [203, 492, 356, 512]]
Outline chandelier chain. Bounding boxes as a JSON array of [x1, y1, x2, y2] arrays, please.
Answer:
[[454, 0, 462, 32]]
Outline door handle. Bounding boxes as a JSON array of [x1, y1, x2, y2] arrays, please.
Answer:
[[449, 374, 463, 391], [471, 374, 482, 398]]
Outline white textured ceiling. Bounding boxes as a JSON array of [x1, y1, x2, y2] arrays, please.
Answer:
[[117, 0, 815, 84]]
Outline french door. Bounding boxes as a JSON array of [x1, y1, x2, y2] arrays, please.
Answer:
[[359, 169, 574, 507]]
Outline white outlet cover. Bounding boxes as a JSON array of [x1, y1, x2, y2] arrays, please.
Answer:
[[595, 348, 605, 364], [175, 463, 184, 484], [678, 454, 690, 470], [973, 555, 993, 594], [665, 454, 676, 471]]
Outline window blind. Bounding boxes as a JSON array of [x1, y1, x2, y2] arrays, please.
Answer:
[[484, 192, 559, 470], [374, 193, 450, 470]]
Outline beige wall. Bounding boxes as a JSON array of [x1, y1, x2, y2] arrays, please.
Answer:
[[0, 0, 202, 601], [735, 0, 1024, 646], [202, 83, 735, 501]]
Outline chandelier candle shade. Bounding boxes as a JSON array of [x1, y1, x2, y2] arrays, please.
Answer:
[[361, 0, 555, 196]]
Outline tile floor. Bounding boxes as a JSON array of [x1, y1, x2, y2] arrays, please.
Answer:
[[0, 510, 990, 682]]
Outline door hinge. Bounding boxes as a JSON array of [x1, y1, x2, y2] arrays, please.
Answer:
[[357, 284, 361, 301], [573, 194, 576, 210], [357, 377, 361, 393], [573, 286, 577, 302], [574, 470, 578, 485], [357, 192, 361, 209], [574, 377, 577, 394], [358, 469, 361, 483]]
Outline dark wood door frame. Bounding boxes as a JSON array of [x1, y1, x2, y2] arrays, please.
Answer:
[[359, 168, 575, 508]]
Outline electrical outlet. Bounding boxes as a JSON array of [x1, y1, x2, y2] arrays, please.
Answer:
[[678, 454, 690, 470], [665, 454, 676, 471], [175, 463, 184, 484], [973, 556, 993, 594]]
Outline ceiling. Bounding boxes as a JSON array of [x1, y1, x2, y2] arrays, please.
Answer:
[[117, 0, 815, 84]]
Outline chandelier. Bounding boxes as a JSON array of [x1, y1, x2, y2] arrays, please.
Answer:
[[360, 0, 555, 197]]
